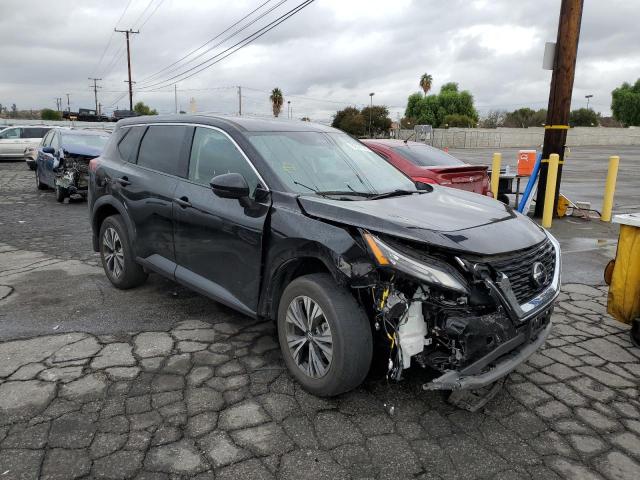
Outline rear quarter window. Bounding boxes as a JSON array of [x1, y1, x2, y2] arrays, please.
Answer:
[[136, 125, 191, 176], [117, 126, 146, 163]]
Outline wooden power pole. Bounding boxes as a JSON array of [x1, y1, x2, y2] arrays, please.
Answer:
[[534, 0, 584, 217], [88, 77, 102, 114], [115, 29, 139, 112]]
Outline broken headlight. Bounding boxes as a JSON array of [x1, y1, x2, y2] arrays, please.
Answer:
[[362, 233, 468, 293]]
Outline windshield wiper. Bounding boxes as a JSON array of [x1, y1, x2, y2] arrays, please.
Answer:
[[316, 190, 374, 198], [369, 189, 421, 200]]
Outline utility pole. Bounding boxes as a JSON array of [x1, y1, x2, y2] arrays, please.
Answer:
[[287, 101, 291, 119], [534, 0, 583, 218], [55, 98, 60, 111], [88, 77, 102, 114], [115, 29, 139, 111], [98, 103, 102, 116], [66, 93, 71, 114], [174, 85, 178, 114], [237, 86, 242, 116]]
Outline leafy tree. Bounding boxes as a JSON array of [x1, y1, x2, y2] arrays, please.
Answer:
[[443, 114, 476, 128], [41, 108, 62, 121], [440, 82, 459, 93], [479, 110, 506, 128], [569, 108, 598, 127], [11, 104, 17, 117], [611, 79, 640, 126], [419, 73, 433, 96], [405, 83, 478, 128], [332, 105, 392, 137], [502, 108, 546, 128], [270, 88, 284, 117], [332, 107, 365, 136], [361, 105, 393, 136], [133, 101, 158, 115], [400, 116, 417, 129]]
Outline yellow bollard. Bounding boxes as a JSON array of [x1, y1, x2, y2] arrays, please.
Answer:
[[542, 153, 560, 229], [491, 152, 501, 198], [601, 155, 620, 222]]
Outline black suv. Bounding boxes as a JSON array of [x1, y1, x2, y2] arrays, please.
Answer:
[[89, 116, 560, 396]]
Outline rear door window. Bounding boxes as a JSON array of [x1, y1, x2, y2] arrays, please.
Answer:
[[137, 125, 191, 176], [117, 126, 145, 163], [21, 127, 49, 139]]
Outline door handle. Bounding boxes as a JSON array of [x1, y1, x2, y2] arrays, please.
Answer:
[[116, 176, 131, 186], [174, 196, 192, 208]]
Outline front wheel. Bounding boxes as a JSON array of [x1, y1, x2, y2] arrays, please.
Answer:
[[36, 169, 47, 190], [99, 215, 148, 289], [55, 184, 67, 203], [277, 273, 372, 396]]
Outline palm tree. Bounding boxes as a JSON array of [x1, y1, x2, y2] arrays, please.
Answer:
[[419, 73, 433, 96], [270, 88, 284, 117]]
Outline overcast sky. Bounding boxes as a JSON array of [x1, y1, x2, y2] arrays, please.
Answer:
[[0, 0, 638, 123]]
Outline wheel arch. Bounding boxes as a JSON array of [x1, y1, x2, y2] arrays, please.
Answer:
[[91, 197, 135, 252]]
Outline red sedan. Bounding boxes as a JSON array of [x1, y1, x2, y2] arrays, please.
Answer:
[[362, 139, 491, 197]]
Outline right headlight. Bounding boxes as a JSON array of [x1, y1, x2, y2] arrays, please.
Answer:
[[362, 232, 468, 293]]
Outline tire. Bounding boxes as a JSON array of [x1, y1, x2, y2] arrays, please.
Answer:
[[99, 214, 148, 289], [277, 273, 372, 396], [55, 184, 67, 203], [35, 169, 47, 190]]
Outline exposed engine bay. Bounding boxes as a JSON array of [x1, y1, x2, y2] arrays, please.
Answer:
[[352, 230, 558, 393], [55, 154, 91, 195]]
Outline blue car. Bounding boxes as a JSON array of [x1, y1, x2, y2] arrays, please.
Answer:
[[35, 128, 110, 202]]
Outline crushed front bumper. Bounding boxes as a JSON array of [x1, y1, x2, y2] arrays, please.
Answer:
[[424, 231, 561, 391]]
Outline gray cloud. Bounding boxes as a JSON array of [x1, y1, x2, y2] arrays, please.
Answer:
[[0, 0, 637, 121]]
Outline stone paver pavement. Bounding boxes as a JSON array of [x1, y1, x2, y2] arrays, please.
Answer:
[[1, 284, 640, 479]]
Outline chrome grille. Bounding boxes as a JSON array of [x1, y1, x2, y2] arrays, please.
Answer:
[[486, 239, 556, 304]]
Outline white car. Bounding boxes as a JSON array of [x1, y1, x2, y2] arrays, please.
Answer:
[[0, 126, 51, 163]]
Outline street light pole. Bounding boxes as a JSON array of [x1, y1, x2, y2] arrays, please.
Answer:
[[369, 92, 374, 137], [585, 94, 593, 109]]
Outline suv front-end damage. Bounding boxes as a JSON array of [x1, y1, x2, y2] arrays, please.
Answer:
[[354, 230, 560, 391]]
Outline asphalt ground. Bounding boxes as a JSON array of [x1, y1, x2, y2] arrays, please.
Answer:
[[1, 159, 639, 479], [448, 145, 640, 214]]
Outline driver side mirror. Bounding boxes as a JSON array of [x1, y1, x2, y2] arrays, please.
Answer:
[[210, 173, 249, 199], [42, 146, 55, 155]]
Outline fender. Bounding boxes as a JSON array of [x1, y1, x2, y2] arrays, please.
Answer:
[[91, 195, 137, 252]]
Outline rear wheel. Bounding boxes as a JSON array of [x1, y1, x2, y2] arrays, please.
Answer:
[[99, 215, 148, 289], [277, 273, 372, 396]]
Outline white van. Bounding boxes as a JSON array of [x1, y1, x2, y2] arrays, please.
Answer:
[[0, 126, 51, 160]]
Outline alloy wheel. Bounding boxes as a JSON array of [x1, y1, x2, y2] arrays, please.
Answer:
[[102, 227, 125, 278], [285, 295, 333, 378]]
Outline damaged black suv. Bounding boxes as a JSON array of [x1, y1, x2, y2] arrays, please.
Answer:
[[89, 116, 560, 396]]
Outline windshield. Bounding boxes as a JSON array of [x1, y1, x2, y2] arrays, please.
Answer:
[[62, 132, 110, 150], [392, 144, 464, 167], [247, 132, 415, 195]]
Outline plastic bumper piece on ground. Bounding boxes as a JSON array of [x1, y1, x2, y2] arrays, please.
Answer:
[[424, 319, 552, 391]]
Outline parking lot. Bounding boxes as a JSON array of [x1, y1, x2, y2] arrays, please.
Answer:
[[1, 159, 639, 479]]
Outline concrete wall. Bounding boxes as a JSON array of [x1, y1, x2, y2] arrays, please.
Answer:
[[0, 119, 114, 130], [396, 127, 640, 148]]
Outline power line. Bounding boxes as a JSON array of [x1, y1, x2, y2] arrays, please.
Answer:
[[93, 0, 134, 76], [136, 0, 315, 92], [137, 0, 166, 30], [138, 0, 285, 86]]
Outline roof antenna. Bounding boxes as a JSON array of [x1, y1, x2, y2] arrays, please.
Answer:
[[404, 131, 417, 144]]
